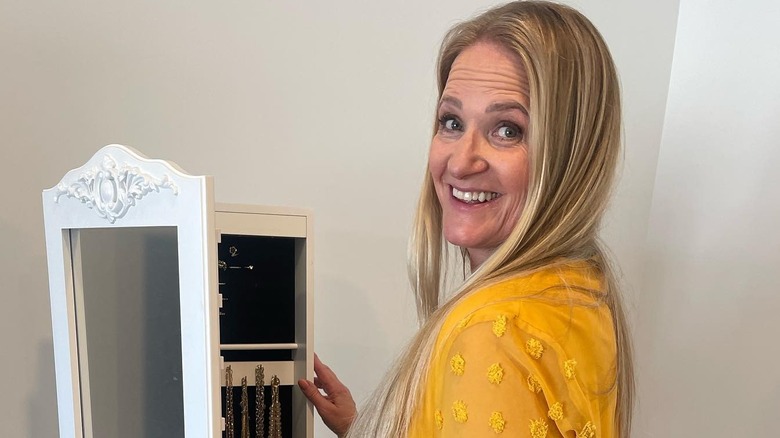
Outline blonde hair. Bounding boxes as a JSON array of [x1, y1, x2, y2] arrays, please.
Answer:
[[347, 1, 634, 436]]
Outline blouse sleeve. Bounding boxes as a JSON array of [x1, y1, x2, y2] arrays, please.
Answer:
[[434, 313, 603, 437]]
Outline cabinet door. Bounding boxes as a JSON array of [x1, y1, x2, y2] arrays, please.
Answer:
[[43, 145, 221, 438]]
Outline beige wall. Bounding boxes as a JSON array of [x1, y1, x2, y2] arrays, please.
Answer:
[[635, 0, 780, 435], [0, 1, 679, 436]]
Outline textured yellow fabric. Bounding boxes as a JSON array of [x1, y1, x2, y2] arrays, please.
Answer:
[[408, 260, 618, 437], [489, 411, 506, 433], [548, 402, 564, 421]]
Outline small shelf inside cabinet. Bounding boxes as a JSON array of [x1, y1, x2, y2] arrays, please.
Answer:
[[220, 343, 299, 350]]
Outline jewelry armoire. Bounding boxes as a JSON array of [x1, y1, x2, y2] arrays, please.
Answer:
[[42, 145, 314, 438]]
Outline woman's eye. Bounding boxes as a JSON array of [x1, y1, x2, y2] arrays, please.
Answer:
[[495, 123, 523, 141], [439, 116, 462, 132]]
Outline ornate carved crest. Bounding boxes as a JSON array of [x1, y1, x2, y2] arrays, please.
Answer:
[[54, 154, 179, 223]]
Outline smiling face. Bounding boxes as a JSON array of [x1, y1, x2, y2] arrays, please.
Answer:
[[429, 41, 531, 269]]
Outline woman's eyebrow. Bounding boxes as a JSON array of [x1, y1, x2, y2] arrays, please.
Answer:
[[485, 101, 528, 116], [438, 95, 462, 109], [438, 96, 528, 116]]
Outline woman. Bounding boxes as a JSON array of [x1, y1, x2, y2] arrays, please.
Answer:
[[298, 1, 634, 436]]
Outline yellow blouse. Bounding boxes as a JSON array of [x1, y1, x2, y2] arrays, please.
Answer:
[[408, 260, 617, 437]]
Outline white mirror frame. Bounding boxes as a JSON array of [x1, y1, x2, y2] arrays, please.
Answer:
[[42, 144, 221, 438]]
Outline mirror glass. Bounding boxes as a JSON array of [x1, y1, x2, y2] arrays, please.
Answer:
[[75, 226, 184, 437]]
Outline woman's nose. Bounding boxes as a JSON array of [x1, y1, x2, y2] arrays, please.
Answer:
[[448, 130, 488, 179]]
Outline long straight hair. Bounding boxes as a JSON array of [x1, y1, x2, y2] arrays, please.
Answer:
[[346, 2, 634, 436]]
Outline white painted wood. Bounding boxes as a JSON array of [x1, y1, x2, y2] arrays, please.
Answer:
[[216, 203, 310, 218], [220, 343, 299, 351], [43, 229, 83, 437], [69, 232, 94, 438], [293, 216, 314, 438], [42, 145, 220, 438], [215, 210, 306, 238], [214, 204, 314, 438]]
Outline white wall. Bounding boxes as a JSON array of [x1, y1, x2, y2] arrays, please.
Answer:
[[634, 0, 780, 435], [0, 1, 678, 436]]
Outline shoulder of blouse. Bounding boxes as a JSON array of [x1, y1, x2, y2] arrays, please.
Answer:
[[441, 259, 609, 332], [414, 261, 618, 438], [437, 260, 617, 381]]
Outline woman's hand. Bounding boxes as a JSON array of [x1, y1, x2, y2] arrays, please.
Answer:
[[298, 353, 357, 438]]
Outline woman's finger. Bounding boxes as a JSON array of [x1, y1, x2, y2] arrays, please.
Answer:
[[314, 353, 336, 380], [313, 354, 349, 395], [297, 379, 332, 413], [303, 354, 357, 437]]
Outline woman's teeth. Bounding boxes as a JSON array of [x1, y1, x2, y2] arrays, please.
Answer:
[[452, 187, 499, 203]]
